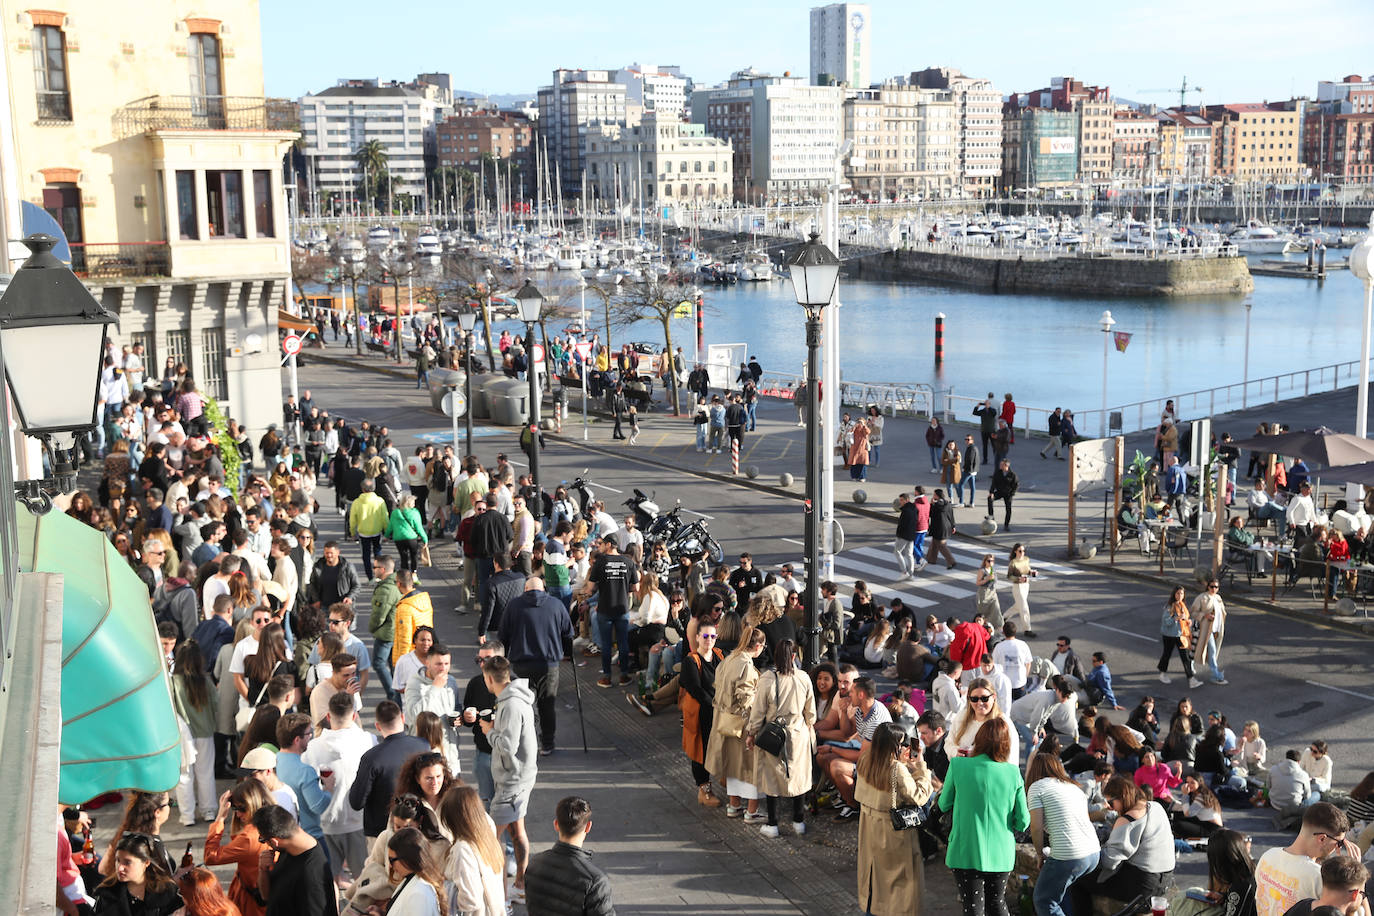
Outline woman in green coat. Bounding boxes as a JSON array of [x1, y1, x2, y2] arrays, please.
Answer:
[[385, 493, 429, 573], [936, 717, 1030, 916]]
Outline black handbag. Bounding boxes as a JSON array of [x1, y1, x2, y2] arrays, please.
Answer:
[[754, 672, 790, 761], [888, 761, 930, 831]]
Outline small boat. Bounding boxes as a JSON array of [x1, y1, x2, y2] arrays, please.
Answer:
[[366, 226, 391, 249], [414, 229, 443, 259]]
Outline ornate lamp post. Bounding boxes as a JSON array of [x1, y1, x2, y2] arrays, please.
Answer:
[[515, 280, 546, 521]]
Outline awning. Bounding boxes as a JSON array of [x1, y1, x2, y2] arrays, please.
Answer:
[[18, 509, 181, 804], [278, 309, 322, 335]]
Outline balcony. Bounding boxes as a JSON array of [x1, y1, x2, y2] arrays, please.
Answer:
[[70, 242, 170, 280], [114, 95, 298, 139]]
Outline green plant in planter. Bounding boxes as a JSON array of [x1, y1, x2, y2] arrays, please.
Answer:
[[204, 397, 240, 499]]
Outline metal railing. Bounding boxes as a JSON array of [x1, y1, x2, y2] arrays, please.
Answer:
[[114, 95, 298, 138], [70, 242, 170, 280], [35, 90, 71, 122], [756, 370, 937, 418]]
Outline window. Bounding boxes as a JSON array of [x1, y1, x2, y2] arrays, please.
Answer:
[[32, 25, 70, 121], [205, 170, 244, 238], [188, 33, 224, 125], [175, 170, 198, 239], [130, 331, 156, 369], [200, 327, 227, 400], [252, 170, 274, 237], [165, 329, 191, 373]]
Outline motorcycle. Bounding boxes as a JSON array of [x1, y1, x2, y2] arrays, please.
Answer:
[[665, 517, 724, 566], [567, 472, 595, 519], [623, 488, 661, 532]]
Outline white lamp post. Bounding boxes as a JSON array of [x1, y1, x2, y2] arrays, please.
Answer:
[[1099, 309, 1116, 438], [455, 306, 478, 457], [1347, 223, 1374, 501], [787, 232, 840, 666], [0, 234, 117, 513], [1242, 298, 1253, 409], [515, 280, 546, 520]]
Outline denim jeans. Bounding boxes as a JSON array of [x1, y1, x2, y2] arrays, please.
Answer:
[[473, 750, 494, 808], [929, 445, 941, 470], [746, 401, 757, 430], [1015, 722, 1036, 764], [1202, 633, 1225, 681], [959, 472, 977, 505], [372, 638, 397, 702], [595, 612, 631, 678], [912, 531, 928, 564], [360, 535, 382, 575], [547, 584, 572, 613], [696, 422, 707, 450], [1035, 850, 1100, 916], [870, 443, 881, 467]]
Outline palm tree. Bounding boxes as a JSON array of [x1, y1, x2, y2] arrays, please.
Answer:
[[354, 140, 388, 215]]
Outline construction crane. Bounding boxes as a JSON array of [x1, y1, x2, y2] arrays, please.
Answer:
[[1137, 77, 1204, 108]]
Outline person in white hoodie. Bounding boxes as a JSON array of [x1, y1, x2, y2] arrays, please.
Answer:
[[480, 655, 538, 901], [301, 690, 377, 886], [931, 658, 964, 721]]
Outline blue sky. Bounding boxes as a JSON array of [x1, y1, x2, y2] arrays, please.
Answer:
[[262, 0, 1373, 104]]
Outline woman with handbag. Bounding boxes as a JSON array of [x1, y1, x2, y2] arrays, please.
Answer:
[[936, 718, 1030, 916], [975, 554, 1003, 629], [706, 627, 767, 822], [680, 621, 726, 808], [746, 639, 817, 838], [386, 493, 429, 573], [855, 722, 932, 915]]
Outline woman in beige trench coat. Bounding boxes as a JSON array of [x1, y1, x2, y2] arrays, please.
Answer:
[[746, 638, 816, 838], [706, 627, 767, 820], [855, 722, 933, 916]]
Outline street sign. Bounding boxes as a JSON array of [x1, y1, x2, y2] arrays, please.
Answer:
[[282, 334, 302, 356], [442, 390, 467, 418], [1190, 418, 1211, 469], [531, 343, 545, 364], [574, 341, 592, 358]]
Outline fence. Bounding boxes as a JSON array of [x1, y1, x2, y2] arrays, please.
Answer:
[[70, 242, 170, 279], [114, 95, 298, 138], [756, 370, 937, 418]]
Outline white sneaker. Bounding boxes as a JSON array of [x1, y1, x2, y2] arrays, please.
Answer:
[[759, 824, 779, 838], [1159, 672, 1172, 684], [916, 559, 928, 572], [1189, 677, 1205, 689], [792, 821, 807, 836]]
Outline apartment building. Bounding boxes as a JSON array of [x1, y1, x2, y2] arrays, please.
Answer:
[[843, 84, 957, 200], [1156, 109, 1214, 180], [810, 2, 870, 88], [692, 70, 844, 203], [1303, 75, 1374, 183], [1112, 109, 1159, 184], [12, 0, 296, 439], [537, 69, 628, 195], [436, 112, 533, 171], [613, 63, 691, 120], [1203, 103, 1304, 180], [909, 67, 1002, 197], [584, 112, 732, 204], [1001, 107, 1080, 191]]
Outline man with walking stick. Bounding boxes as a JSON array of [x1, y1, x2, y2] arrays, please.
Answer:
[[498, 576, 576, 756]]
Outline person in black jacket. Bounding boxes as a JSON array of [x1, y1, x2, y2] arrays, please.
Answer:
[[480, 551, 526, 642], [251, 804, 337, 916], [91, 832, 183, 916], [499, 579, 576, 755], [987, 459, 1019, 531], [347, 700, 430, 841], [338, 456, 366, 532], [464, 642, 503, 807], [972, 394, 998, 464], [524, 796, 616, 916], [470, 499, 514, 608], [928, 488, 957, 569], [1041, 407, 1064, 459], [960, 434, 980, 508]]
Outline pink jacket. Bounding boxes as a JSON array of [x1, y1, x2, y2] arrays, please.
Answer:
[[1134, 761, 1182, 801]]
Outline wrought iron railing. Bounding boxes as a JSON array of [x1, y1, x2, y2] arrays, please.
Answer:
[[69, 242, 170, 279], [113, 95, 298, 138], [35, 90, 71, 122]]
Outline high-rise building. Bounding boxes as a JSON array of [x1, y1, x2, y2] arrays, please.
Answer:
[[810, 3, 870, 88], [1203, 103, 1304, 179], [584, 112, 732, 204], [693, 70, 844, 203], [1303, 75, 1374, 183], [9, 0, 298, 441], [613, 64, 691, 120], [299, 78, 444, 201], [843, 84, 957, 200], [910, 67, 1003, 197], [1001, 107, 1079, 191], [536, 69, 628, 195]]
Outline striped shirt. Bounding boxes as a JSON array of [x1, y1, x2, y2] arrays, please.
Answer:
[[1027, 777, 1100, 860]]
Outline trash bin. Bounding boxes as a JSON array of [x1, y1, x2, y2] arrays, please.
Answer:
[[489, 378, 529, 427], [428, 369, 463, 414], [474, 375, 506, 420]]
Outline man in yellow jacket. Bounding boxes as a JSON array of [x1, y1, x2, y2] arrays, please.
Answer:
[[390, 568, 434, 672], [348, 478, 390, 576]]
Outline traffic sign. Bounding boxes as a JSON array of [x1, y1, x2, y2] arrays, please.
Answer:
[[282, 334, 302, 356], [574, 341, 592, 358], [531, 343, 545, 364], [442, 390, 467, 418]]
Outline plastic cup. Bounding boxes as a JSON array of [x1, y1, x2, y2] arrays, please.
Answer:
[[1151, 896, 1168, 916]]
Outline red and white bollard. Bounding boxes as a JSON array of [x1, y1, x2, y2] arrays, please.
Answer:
[[554, 400, 563, 434], [731, 438, 740, 476]]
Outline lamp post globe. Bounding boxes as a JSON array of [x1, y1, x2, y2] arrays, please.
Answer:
[[1098, 309, 1116, 437]]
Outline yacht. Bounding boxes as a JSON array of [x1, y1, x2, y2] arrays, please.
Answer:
[[414, 229, 443, 259], [337, 237, 366, 265], [366, 226, 391, 250], [1228, 220, 1293, 255]]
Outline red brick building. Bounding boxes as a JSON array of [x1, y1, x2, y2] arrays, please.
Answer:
[[436, 112, 533, 171], [1304, 75, 1374, 182]]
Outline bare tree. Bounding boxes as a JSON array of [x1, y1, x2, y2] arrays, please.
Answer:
[[606, 273, 697, 415]]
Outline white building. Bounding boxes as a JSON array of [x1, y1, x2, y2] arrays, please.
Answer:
[[910, 66, 1003, 197], [299, 79, 443, 200], [810, 3, 871, 88], [844, 84, 957, 200], [585, 112, 732, 204], [693, 71, 844, 203], [537, 69, 629, 195], [613, 64, 691, 120]]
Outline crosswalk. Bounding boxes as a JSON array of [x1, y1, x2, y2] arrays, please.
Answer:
[[792, 538, 1082, 612]]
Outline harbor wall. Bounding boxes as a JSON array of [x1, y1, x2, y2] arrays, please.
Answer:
[[845, 249, 1255, 297]]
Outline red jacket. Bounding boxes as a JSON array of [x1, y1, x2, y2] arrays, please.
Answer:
[[949, 621, 989, 672], [913, 496, 932, 533]]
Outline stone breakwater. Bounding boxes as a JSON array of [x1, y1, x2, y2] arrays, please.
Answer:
[[846, 248, 1255, 297]]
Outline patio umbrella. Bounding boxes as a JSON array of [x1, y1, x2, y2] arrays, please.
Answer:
[[1227, 426, 1374, 469], [1308, 461, 1374, 488]]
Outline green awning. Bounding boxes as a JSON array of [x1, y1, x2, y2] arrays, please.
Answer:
[[18, 508, 181, 804]]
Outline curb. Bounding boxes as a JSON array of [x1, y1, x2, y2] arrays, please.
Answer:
[[545, 431, 1374, 639]]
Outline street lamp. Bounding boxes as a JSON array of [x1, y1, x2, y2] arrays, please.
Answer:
[[0, 233, 117, 513], [515, 279, 545, 521], [1350, 221, 1374, 442], [1242, 298, 1253, 409], [455, 305, 478, 458], [1099, 309, 1116, 438], [787, 232, 840, 666]]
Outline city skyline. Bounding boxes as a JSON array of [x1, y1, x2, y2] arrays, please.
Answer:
[[263, 0, 1373, 104]]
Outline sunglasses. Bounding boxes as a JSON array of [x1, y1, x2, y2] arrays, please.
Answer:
[[968, 694, 994, 704], [700, 633, 718, 639]]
